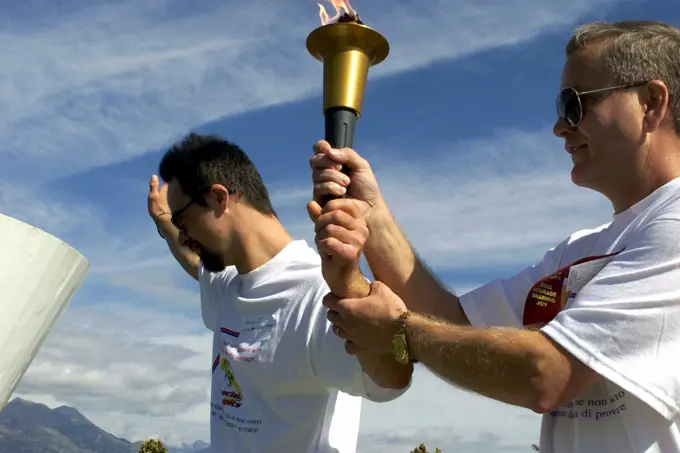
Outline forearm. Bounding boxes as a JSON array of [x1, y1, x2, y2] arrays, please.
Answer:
[[405, 313, 546, 410], [365, 200, 469, 324], [355, 352, 413, 390], [155, 216, 200, 280]]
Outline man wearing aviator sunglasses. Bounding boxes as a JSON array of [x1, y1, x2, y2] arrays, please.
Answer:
[[146, 133, 410, 453], [556, 82, 648, 127], [308, 20, 680, 453]]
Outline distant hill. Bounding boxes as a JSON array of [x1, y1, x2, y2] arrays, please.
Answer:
[[0, 398, 209, 453]]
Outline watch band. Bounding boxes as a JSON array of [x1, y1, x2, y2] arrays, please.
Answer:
[[394, 311, 419, 364], [394, 311, 410, 334]]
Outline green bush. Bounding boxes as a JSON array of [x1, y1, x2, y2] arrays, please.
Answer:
[[137, 439, 167, 453], [410, 443, 442, 453]]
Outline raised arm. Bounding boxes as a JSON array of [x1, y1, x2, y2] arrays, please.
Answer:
[[147, 175, 200, 280], [308, 141, 469, 325]]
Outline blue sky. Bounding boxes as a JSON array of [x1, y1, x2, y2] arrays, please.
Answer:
[[3, 0, 678, 451]]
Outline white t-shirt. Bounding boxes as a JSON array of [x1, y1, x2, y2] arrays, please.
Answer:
[[459, 178, 680, 453], [199, 239, 407, 453]]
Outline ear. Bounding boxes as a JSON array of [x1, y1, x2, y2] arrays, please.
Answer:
[[205, 184, 231, 214], [642, 80, 670, 133]]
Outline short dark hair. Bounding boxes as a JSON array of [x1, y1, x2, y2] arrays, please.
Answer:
[[159, 133, 277, 217]]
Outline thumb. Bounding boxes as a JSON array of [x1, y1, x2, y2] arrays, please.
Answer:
[[369, 280, 390, 296], [307, 200, 322, 222], [369, 280, 383, 293]]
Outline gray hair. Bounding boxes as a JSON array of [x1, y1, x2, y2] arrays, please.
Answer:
[[566, 21, 680, 132]]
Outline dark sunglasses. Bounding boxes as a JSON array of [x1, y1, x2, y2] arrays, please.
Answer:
[[170, 188, 237, 230], [556, 82, 647, 127], [170, 196, 206, 230]]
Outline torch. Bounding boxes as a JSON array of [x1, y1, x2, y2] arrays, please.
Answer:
[[306, 0, 389, 207], [306, 1, 388, 299]]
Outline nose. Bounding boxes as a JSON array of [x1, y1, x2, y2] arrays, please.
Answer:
[[553, 116, 571, 138]]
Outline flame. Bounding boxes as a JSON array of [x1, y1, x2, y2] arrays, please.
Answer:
[[317, 0, 357, 26]]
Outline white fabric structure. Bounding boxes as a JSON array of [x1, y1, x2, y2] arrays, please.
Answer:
[[0, 213, 89, 410]]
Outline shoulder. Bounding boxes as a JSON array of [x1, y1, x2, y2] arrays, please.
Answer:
[[525, 223, 613, 273], [256, 240, 330, 296], [560, 223, 612, 252], [198, 264, 238, 288], [619, 183, 680, 254], [621, 216, 680, 261]]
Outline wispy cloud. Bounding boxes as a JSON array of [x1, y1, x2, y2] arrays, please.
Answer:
[[0, 182, 104, 241], [2, 0, 621, 177]]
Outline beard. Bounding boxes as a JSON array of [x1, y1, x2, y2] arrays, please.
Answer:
[[197, 243, 226, 273]]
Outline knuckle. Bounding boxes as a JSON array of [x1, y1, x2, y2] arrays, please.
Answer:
[[324, 224, 343, 239], [321, 168, 341, 182], [328, 210, 342, 223], [323, 182, 340, 192]]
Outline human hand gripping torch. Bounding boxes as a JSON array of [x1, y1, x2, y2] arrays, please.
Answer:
[[306, 0, 388, 299]]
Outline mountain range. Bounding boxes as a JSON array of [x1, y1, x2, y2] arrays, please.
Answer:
[[0, 398, 209, 453]]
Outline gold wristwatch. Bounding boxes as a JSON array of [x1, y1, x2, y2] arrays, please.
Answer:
[[392, 311, 418, 364]]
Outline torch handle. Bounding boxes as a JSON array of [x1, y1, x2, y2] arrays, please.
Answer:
[[320, 107, 370, 299], [321, 107, 358, 207]]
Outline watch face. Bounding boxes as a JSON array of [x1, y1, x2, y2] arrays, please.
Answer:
[[391, 335, 408, 363]]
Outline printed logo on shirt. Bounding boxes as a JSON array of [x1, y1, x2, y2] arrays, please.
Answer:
[[219, 317, 273, 365], [522, 251, 621, 327], [242, 315, 275, 335], [219, 356, 243, 408]]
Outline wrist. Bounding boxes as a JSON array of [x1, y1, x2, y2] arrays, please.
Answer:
[[366, 196, 389, 226], [364, 198, 414, 261], [391, 310, 419, 364], [328, 266, 370, 299], [365, 198, 393, 245], [402, 312, 419, 362], [153, 212, 171, 224], [153, 213, 174, 239]]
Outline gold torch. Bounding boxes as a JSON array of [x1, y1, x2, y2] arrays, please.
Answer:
[[306, 0, 389, 207], [306, 1, 389, 299]]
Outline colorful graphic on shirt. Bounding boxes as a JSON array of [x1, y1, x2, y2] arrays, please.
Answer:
[[220, 357, 243, 408], [522, 251, 620, 327]]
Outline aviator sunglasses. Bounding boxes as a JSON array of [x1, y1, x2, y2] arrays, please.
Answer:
[[556, 82, 647, 127]]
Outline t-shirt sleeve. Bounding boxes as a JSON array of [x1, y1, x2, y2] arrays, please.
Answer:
[[198, 264, 219, 331], [458, 243, 566, 328], [306, 282, 410, 403], [541, 218, 680, 420]]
